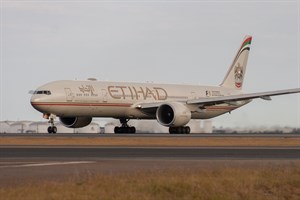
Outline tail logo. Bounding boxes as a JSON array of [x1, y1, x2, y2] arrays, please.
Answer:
[[234, 63, 243, 88], [220, 35, 251, 90]]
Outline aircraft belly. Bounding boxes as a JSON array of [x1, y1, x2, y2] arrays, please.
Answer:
[[48, 105, 148, 119], [55, 106, 129, 117], [92, 107, 148, 118]]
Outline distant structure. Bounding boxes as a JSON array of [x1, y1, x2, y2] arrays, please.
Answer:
[[186, 120, 212, 133], [1, 120, 298, 134], [104, 122, 118, 133], [27, 121, 49, 133], [212, 125, 300, 134], [0, 121, 100, 134], [202, 121, 213, 133], [8, 121, 32, 133], [0, 121, 12, 133], [0, 120, 212, 134]]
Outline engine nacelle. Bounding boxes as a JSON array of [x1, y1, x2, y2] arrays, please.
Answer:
[[156, 102, 191, 127], [59, 117, 92, 128]]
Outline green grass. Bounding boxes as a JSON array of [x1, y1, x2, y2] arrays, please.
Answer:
[[1, 163, 300, 200]]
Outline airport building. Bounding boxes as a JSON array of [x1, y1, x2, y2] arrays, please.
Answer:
[[0, 121, 13, 133], [3, 121, 32, 133], [0, 120, 212, 134], [2, 120, 297, 134], [0, 121, 101, 134]]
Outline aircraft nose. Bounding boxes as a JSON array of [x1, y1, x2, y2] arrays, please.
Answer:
[[30, 95, 41, 110], [30, 93, 48, 113], [30, 89, 52, 107], [30, 86, 53, 114]]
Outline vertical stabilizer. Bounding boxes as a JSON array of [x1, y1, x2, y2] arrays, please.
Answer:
[[220, 35, 252, 90]]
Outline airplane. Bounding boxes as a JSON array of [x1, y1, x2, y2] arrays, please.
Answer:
[[30, 35, 300, 134]]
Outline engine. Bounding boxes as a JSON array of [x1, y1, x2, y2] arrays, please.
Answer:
[[59, 117, 92, 128], [156, 102, 191, 127]]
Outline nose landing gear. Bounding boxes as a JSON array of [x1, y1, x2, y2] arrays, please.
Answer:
[[47, 125, 57, 134], [45, 114, 57, 134]]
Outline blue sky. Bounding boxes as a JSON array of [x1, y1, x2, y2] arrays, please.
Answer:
[[0, 0, 299, 128]]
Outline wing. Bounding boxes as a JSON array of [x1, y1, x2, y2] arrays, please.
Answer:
[[136, 88, 300, 114], [187, 88, 300, 105]]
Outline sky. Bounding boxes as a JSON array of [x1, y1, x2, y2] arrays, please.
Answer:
[[0, 0, 299, 128]]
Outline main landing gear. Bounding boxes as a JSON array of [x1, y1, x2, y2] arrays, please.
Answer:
[[169, 126, 191, 134], [47, 115, 57, 134], [114, 118, 136, 134]]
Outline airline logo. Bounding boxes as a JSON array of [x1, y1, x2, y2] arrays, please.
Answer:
[[108, 86, 168, 100], [234, 36, 251, 88], [241, 36, 252, 49], [76, 85, 168, 100], [235, 63, 243, 88]]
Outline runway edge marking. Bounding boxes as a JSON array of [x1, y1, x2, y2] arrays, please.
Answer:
[[0, 161, 96, 168]]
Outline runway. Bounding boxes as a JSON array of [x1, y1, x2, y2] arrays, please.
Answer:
[[1, 146, 300, 160], [1, 145, 299, 186], [1, 133, 300, 186]]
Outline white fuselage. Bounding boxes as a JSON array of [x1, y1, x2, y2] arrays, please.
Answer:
[[29, 36, 300, 134], [30, 80, 250, 120]]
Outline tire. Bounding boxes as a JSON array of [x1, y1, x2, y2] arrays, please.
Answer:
[[47, 126, 53, 134], [114, 127, 119, 134], [169, 127, 176, 134], [130, 127, 136, 134], [52, 127, 57, 134], [186, 127, 191, 134]]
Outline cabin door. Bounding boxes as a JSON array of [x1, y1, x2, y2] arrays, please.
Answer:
[[64, 88, 74, 102], [101, 89, 108, 103], [191, 91, 196, 100]]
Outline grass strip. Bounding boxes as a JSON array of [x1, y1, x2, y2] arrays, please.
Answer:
[[1, 162, 299, 200], [1, 136, 300, 146]]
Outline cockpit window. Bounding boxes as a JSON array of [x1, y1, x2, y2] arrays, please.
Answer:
[[34, 90, 51, 95]]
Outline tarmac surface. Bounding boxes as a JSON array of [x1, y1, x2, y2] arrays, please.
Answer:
[[1, 146, 300, 160], [1, 134, 300, 187]]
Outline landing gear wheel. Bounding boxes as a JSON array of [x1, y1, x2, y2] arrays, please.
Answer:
[[52, 126, 57, 134], [114, 118, 136, 134], [48, 126, 52, 134], [186, 127, 190, 134], [47, 126, 57, 134], [169, 126, 190, 134], [47, 114, 57, 134], [114, 127, 120, 134], [130, 127, 136, 133]]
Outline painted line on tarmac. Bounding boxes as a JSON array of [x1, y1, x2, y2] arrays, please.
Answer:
[[0, 161, 96, 168]]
